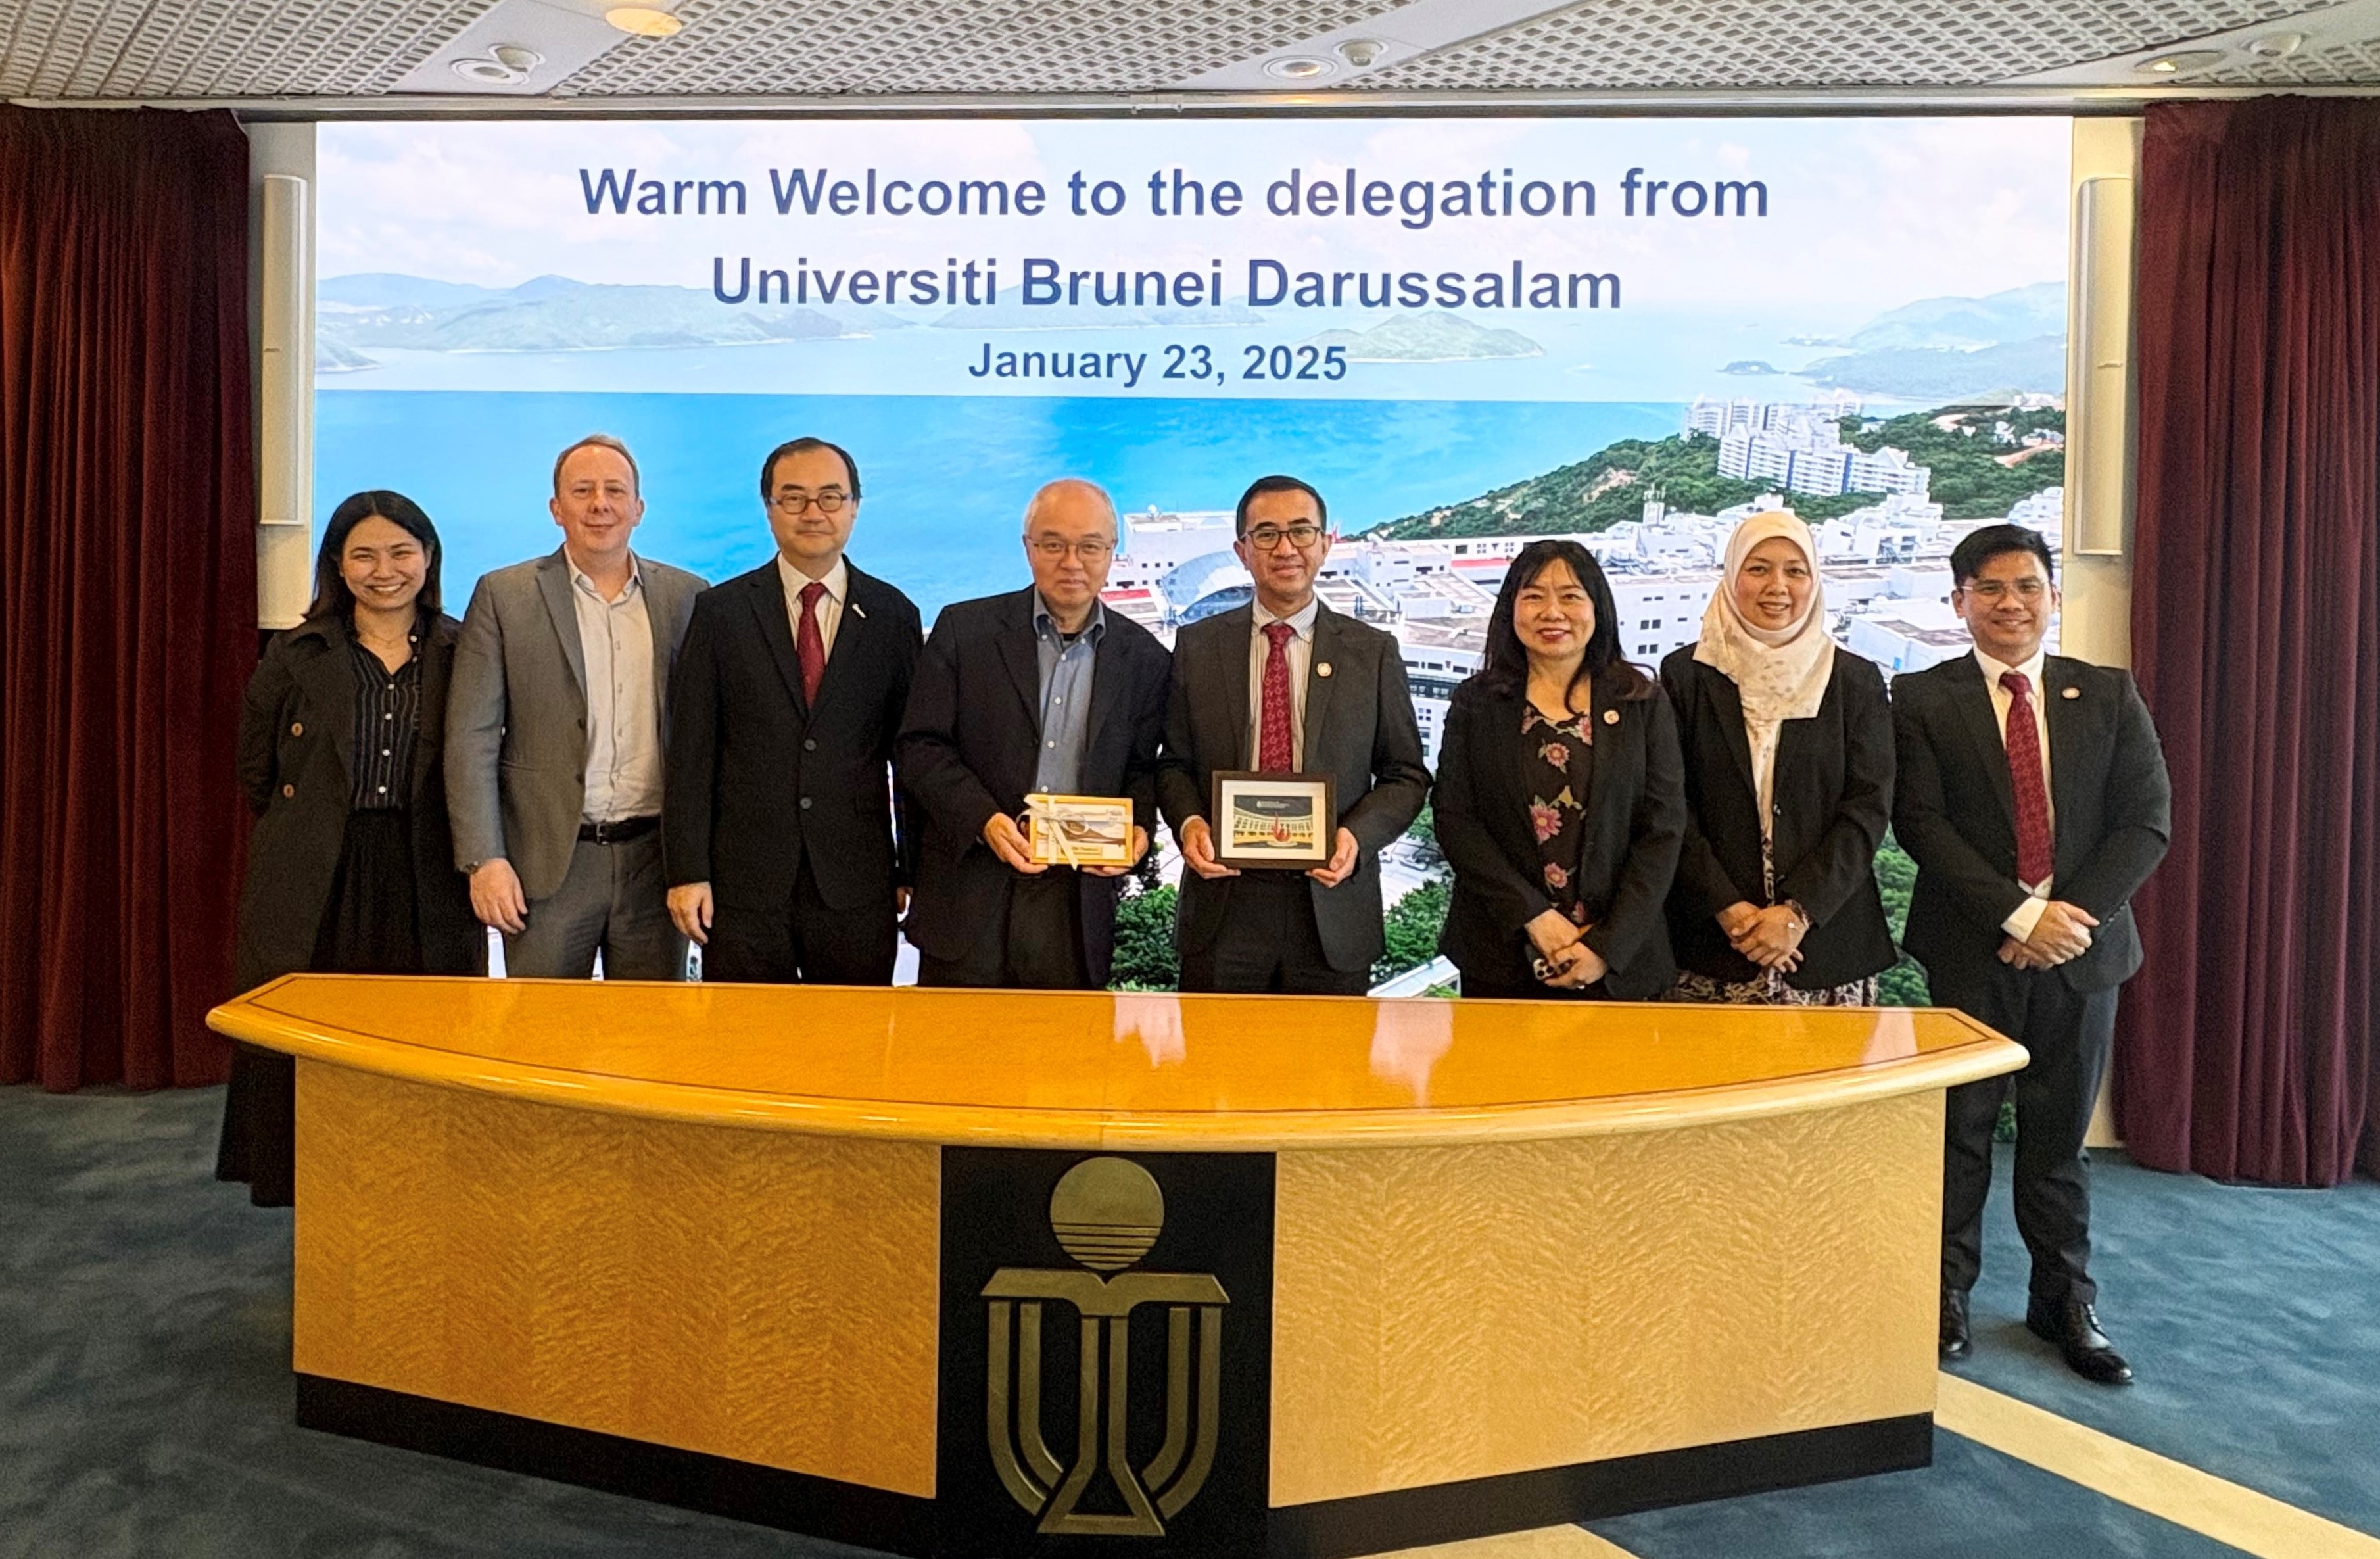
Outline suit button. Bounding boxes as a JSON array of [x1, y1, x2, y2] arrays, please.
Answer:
[[281, 783, 295, 798], [289, 721, 303, 736], [799, 797, 813, 810], [803, 738, 817, 752]]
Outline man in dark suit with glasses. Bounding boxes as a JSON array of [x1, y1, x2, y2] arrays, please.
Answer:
[[665, 437, 922, 984], [1157, 475, 1430, 994]]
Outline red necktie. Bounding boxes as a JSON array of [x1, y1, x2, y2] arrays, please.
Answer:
[[797, 580, 827, 706], [2000, 670, 2053, 886], [1258, 621, 1296, 773]]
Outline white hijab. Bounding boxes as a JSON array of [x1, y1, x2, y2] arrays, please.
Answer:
[[1692, 512, 1834, 833]]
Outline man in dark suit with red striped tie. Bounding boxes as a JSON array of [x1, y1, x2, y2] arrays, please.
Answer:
[[1893, 525, 2170, 1385], [664, 437, 923, 984]]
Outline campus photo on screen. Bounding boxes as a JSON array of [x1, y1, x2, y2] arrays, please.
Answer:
[[314, 114, 2074, 994]]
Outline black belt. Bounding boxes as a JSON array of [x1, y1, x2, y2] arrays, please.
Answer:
[[579, 815, 659, 844]]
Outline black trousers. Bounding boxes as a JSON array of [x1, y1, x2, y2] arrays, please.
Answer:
[[1938, 962, 2120, 1305], [702, 859, 897, 986], [915, 871, 1092, 990], [1178, 872, 1369, 996]]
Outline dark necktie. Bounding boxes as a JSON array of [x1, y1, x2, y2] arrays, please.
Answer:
[[797, 580, 827, 706], [2000, 670, 2053, 886], [1258, 621, 1297, 773]]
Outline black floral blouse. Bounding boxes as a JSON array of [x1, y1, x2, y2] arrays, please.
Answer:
[[1524, 706, 1597, 926]]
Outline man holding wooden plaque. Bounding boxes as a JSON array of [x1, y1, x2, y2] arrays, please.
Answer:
[[1158, 475, 1431, 995], [896, 479, 1171, 988]]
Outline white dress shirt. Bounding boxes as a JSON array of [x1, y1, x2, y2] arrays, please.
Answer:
[[570, 553, 662, 824], [1246, 596, 1319, 770], [1975, 646, 2055, 940], [777, 553, 849, 664]]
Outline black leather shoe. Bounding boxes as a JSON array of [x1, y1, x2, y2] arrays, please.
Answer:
[[1940, 1289, 1972, 1360], [2026, 1295, 2134, 1385]]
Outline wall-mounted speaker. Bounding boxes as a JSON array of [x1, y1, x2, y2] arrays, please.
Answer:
[[258, 174, 310, 529], [2067, 175, 2135, 558]]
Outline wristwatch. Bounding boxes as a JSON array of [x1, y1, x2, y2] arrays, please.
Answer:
[[1781, 898, 1811, 932]]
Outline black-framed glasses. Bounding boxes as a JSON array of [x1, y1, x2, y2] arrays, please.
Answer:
[[1244, 523, 1323, 551], [1026, 536, 1115, 562], [772, 489, 850, 515]]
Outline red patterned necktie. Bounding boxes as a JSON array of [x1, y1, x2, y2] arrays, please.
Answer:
[[796, 580, 827, 705], [2000, 670, 2053, 886], [1258, 621, 1297, 773]]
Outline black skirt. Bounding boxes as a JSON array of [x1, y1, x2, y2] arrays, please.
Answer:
[[217, 809, 422, 1207]]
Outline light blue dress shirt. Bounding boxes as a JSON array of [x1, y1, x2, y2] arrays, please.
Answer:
[[1032, 594, 1105, 796]]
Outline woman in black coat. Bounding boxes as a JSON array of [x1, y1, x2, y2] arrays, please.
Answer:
[[1434, 539, 1686, 1000], [1660, 511, 1895, 1004], [216, 491, 483, 1207]]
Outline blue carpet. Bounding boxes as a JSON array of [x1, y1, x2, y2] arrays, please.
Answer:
[[1957, 1142, 2380, 1535], [3, 1087, 2373, 1558]]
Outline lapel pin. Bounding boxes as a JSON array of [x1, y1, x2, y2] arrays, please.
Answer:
[[1316, 661, 1333, 677], [1603, 708, 1621, 725], [2061, 685, 2079, 699], [850, 602, 868, 619]]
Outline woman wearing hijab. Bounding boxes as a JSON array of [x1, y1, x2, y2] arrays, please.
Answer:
[[216, 491, 484, 1207], [1661, 511, 1896, 1005], [1435, 539, 1686, 1000]]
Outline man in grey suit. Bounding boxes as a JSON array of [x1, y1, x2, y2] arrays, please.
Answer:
[[446, 433, 709, 979], [1158, 475, 1431, 994]]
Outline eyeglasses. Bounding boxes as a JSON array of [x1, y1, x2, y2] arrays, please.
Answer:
[[772, 489, 850, 515], [1962, 579, 2048, 601], [1243, 523, 1323, 551], [1026, 537, 1115, 562]]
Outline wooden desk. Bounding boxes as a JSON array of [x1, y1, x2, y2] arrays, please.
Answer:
[[209, 977, 2024, 1558]]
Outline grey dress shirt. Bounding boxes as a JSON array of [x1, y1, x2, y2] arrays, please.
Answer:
[[1031, 594, 1104, 796]]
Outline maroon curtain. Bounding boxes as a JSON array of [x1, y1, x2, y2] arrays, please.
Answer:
[[2120, 97, 2380, 1185], [0, 108, 256, 1090]]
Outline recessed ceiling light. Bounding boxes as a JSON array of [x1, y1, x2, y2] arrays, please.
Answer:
[[2135, 49, 2225, 74], [451, 55, 527, 85], [1264, 55, 1334, 81], [2243, 31, 2304, 58], [605, 6, 684, 36]]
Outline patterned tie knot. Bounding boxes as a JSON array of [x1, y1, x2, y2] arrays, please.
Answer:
[[2000, 669, 2031, 700], [1264, 621, 1295, 650], [801, 581, 826, 611]]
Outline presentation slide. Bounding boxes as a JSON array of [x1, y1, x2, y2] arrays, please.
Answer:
[[315, 116, 2072, 992]]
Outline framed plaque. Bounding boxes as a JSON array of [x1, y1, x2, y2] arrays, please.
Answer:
[[1022, 793, 1135, 869], [1210, 771, 1337, 869]]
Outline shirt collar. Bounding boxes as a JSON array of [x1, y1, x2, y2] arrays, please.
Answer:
[[1974, 644, 2047, 690], [568, 550, 643, 602], [1033, 591, 1105, 644], [778, 552, 848, 603], [1252, 595, 1320, 638]]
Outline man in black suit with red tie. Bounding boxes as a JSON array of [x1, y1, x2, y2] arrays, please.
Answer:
[[1157, 475, 1430, 994], [1893, 525, 2170, 1385], [664, 437, 922, 983]]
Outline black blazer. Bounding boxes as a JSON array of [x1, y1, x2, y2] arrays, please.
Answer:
[[1156, 601, 1431, 974], [895, 588, 1172, 984], [231, 613, 484, 994], [1433, 668, 1686, 1001], [1892, 652, 2172, 998], [664, 560, 923, 915], [1660, 648, 1897, 990]]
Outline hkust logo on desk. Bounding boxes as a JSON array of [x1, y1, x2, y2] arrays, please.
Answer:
[[982, 1157, 1230, 1536]]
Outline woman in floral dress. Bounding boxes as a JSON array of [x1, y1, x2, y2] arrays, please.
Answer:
[[1433, 539, 1686, 1000]]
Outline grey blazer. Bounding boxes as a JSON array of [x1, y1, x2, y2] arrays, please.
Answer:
[[445, 547, 707, 901], [1156, 600, 1431, 974]]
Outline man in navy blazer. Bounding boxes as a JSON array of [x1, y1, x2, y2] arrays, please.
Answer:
[[897, 479, 1171, 988], [665, 437, 922, 984], [1893, 525, 2170, 1385]]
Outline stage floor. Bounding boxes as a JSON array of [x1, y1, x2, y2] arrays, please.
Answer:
[[3, 1084, 2376, 1559]]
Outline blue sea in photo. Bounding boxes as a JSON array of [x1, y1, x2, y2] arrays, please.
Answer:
[[314, 391, 1685, 619]]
